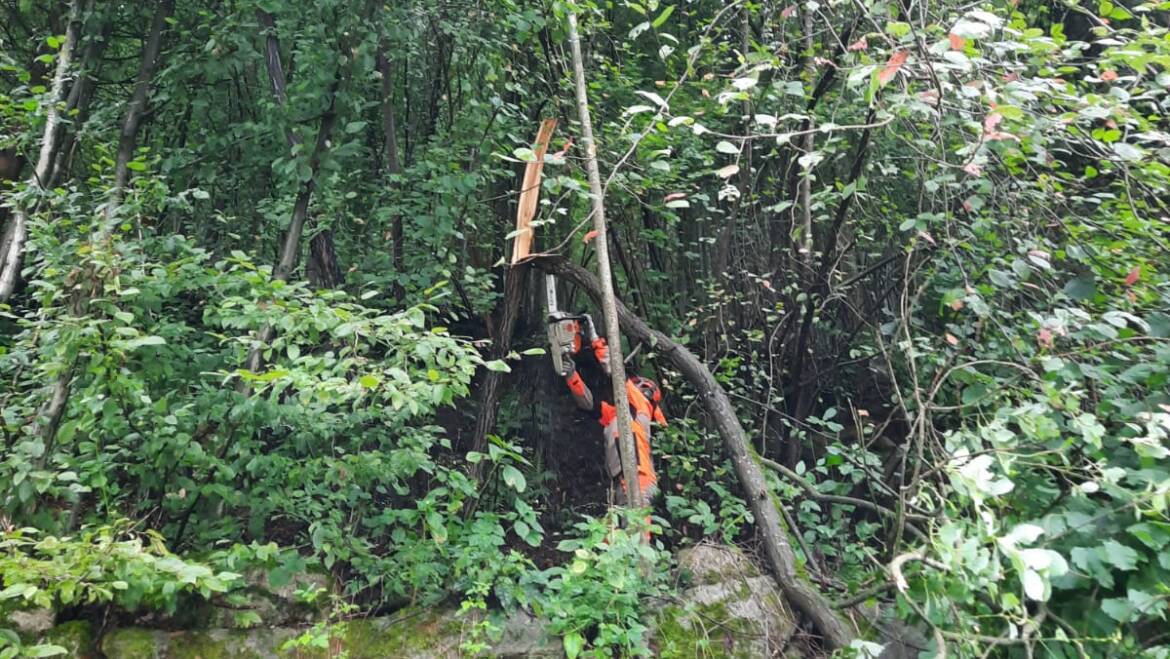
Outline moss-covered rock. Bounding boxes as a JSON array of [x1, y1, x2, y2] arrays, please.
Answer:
[[100, 628, 166, 658], [651, 543, 796, 658], [42, 620, 97, 658]]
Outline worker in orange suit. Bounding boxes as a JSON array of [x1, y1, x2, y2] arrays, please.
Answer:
[[599, 375, 666, 505], [555, 316, 666, 506]]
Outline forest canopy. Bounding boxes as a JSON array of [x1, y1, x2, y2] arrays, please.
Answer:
[[1, 0, 1169, 656]]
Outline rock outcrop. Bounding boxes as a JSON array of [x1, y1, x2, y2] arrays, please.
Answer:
[[18, 542, 803, 658]]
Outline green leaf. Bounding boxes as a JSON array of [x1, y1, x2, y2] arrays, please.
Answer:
[[1101, 597, 1134, 623], [1100, 540, 1141, 571], [483, 359, 511, 373], [715, 140, 739, 155], [25, 645, 68, 658], [1062, 275, 1096, 301], [359, 374, 380, 388], [344, 121, 368, 134], [113, 335, 167, 350], [501, 465, 527, 493], [563, 631, 586, 659], [126, 160, 147, 172], [651, 5, 674, 28]]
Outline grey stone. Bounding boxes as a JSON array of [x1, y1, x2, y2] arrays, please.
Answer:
[[651, 543, 797, 658], [8, 608, 54, 637]]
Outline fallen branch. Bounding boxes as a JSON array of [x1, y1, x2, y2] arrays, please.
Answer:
[[534, 255, 855, 650]]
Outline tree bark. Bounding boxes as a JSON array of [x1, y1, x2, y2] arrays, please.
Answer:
[[376, 42, 405, 300], [307, 229, 342, 289], [534, 255, 856, 650], [467, 263, 527, 485], [566, 11, 642, 507], [244, 10, 341, 375], [0, 0, 82, 302], [105, 0, 174, 226]]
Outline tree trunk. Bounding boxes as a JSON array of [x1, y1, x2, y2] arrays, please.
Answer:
[[467, 263, 527, 485], [244, 10, 341, 375], [308, 229, 342, 289], [0, 0, 82, 302], [105, 0, 174, 227], [534, 255, 856, 650], [376, 42, 405, 301], [566, 11, 641, 507]]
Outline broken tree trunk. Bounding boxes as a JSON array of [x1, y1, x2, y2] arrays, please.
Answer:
[[468, 118, 556, 485], [534, 255, 856, 650], [566, 10, 641, 508]]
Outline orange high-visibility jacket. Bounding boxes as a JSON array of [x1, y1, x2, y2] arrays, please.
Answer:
[[599, 379, 666, 492]]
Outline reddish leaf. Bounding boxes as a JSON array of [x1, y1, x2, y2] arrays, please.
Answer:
[[550, 138, 574, 159], [1002, 72, 1019, 82], [1124, 266, 1140, 286], [878, 50, 908, 86], [963, 161, 983, 176], [948, 33, 966, 50], [949, 298, 965, 311], [663, 192, 687, 202], [582, 230, 599, 244], [1101, 70, 1119, 82], [1037, 327, 1054, 349], [945, 333, 959, 346], [847, 36, 868, 51], [781, 5, 797, 18], [983, 112, 1004, 133]]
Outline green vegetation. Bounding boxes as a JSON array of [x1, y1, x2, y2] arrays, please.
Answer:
[[2, 0, 1168, 656]]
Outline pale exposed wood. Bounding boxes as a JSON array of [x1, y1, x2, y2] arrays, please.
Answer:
[[510, 118, 557, 264]]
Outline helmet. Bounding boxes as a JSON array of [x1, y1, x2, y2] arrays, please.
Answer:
[[630, 375, 661, 404]]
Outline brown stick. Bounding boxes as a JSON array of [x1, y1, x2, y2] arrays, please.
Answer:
[[534, 255, 855, 649], [566, 11, 642, 508]]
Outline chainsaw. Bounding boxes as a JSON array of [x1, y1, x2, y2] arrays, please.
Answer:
[[545, 274, 604, 377]]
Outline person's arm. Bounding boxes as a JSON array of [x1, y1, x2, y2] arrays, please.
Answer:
[[564, 364, 594, 411]]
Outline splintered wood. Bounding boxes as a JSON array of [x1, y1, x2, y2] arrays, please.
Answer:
[[510, 118, 557, 264]]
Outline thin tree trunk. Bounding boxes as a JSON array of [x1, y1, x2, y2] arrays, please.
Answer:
[[467, 263, 527, 486], [308, 229, 342, 288], [566, 11, 641, 508], [535, 256, 855, 650], [376, 43, 405, 300], [48, 0, 107, 188], [244, 10, 341, 376], [105, 0, 174, 227], [0, 0, 82, 302]]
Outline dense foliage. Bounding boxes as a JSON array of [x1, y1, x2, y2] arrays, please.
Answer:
[[2, 0, 1168, 656]]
